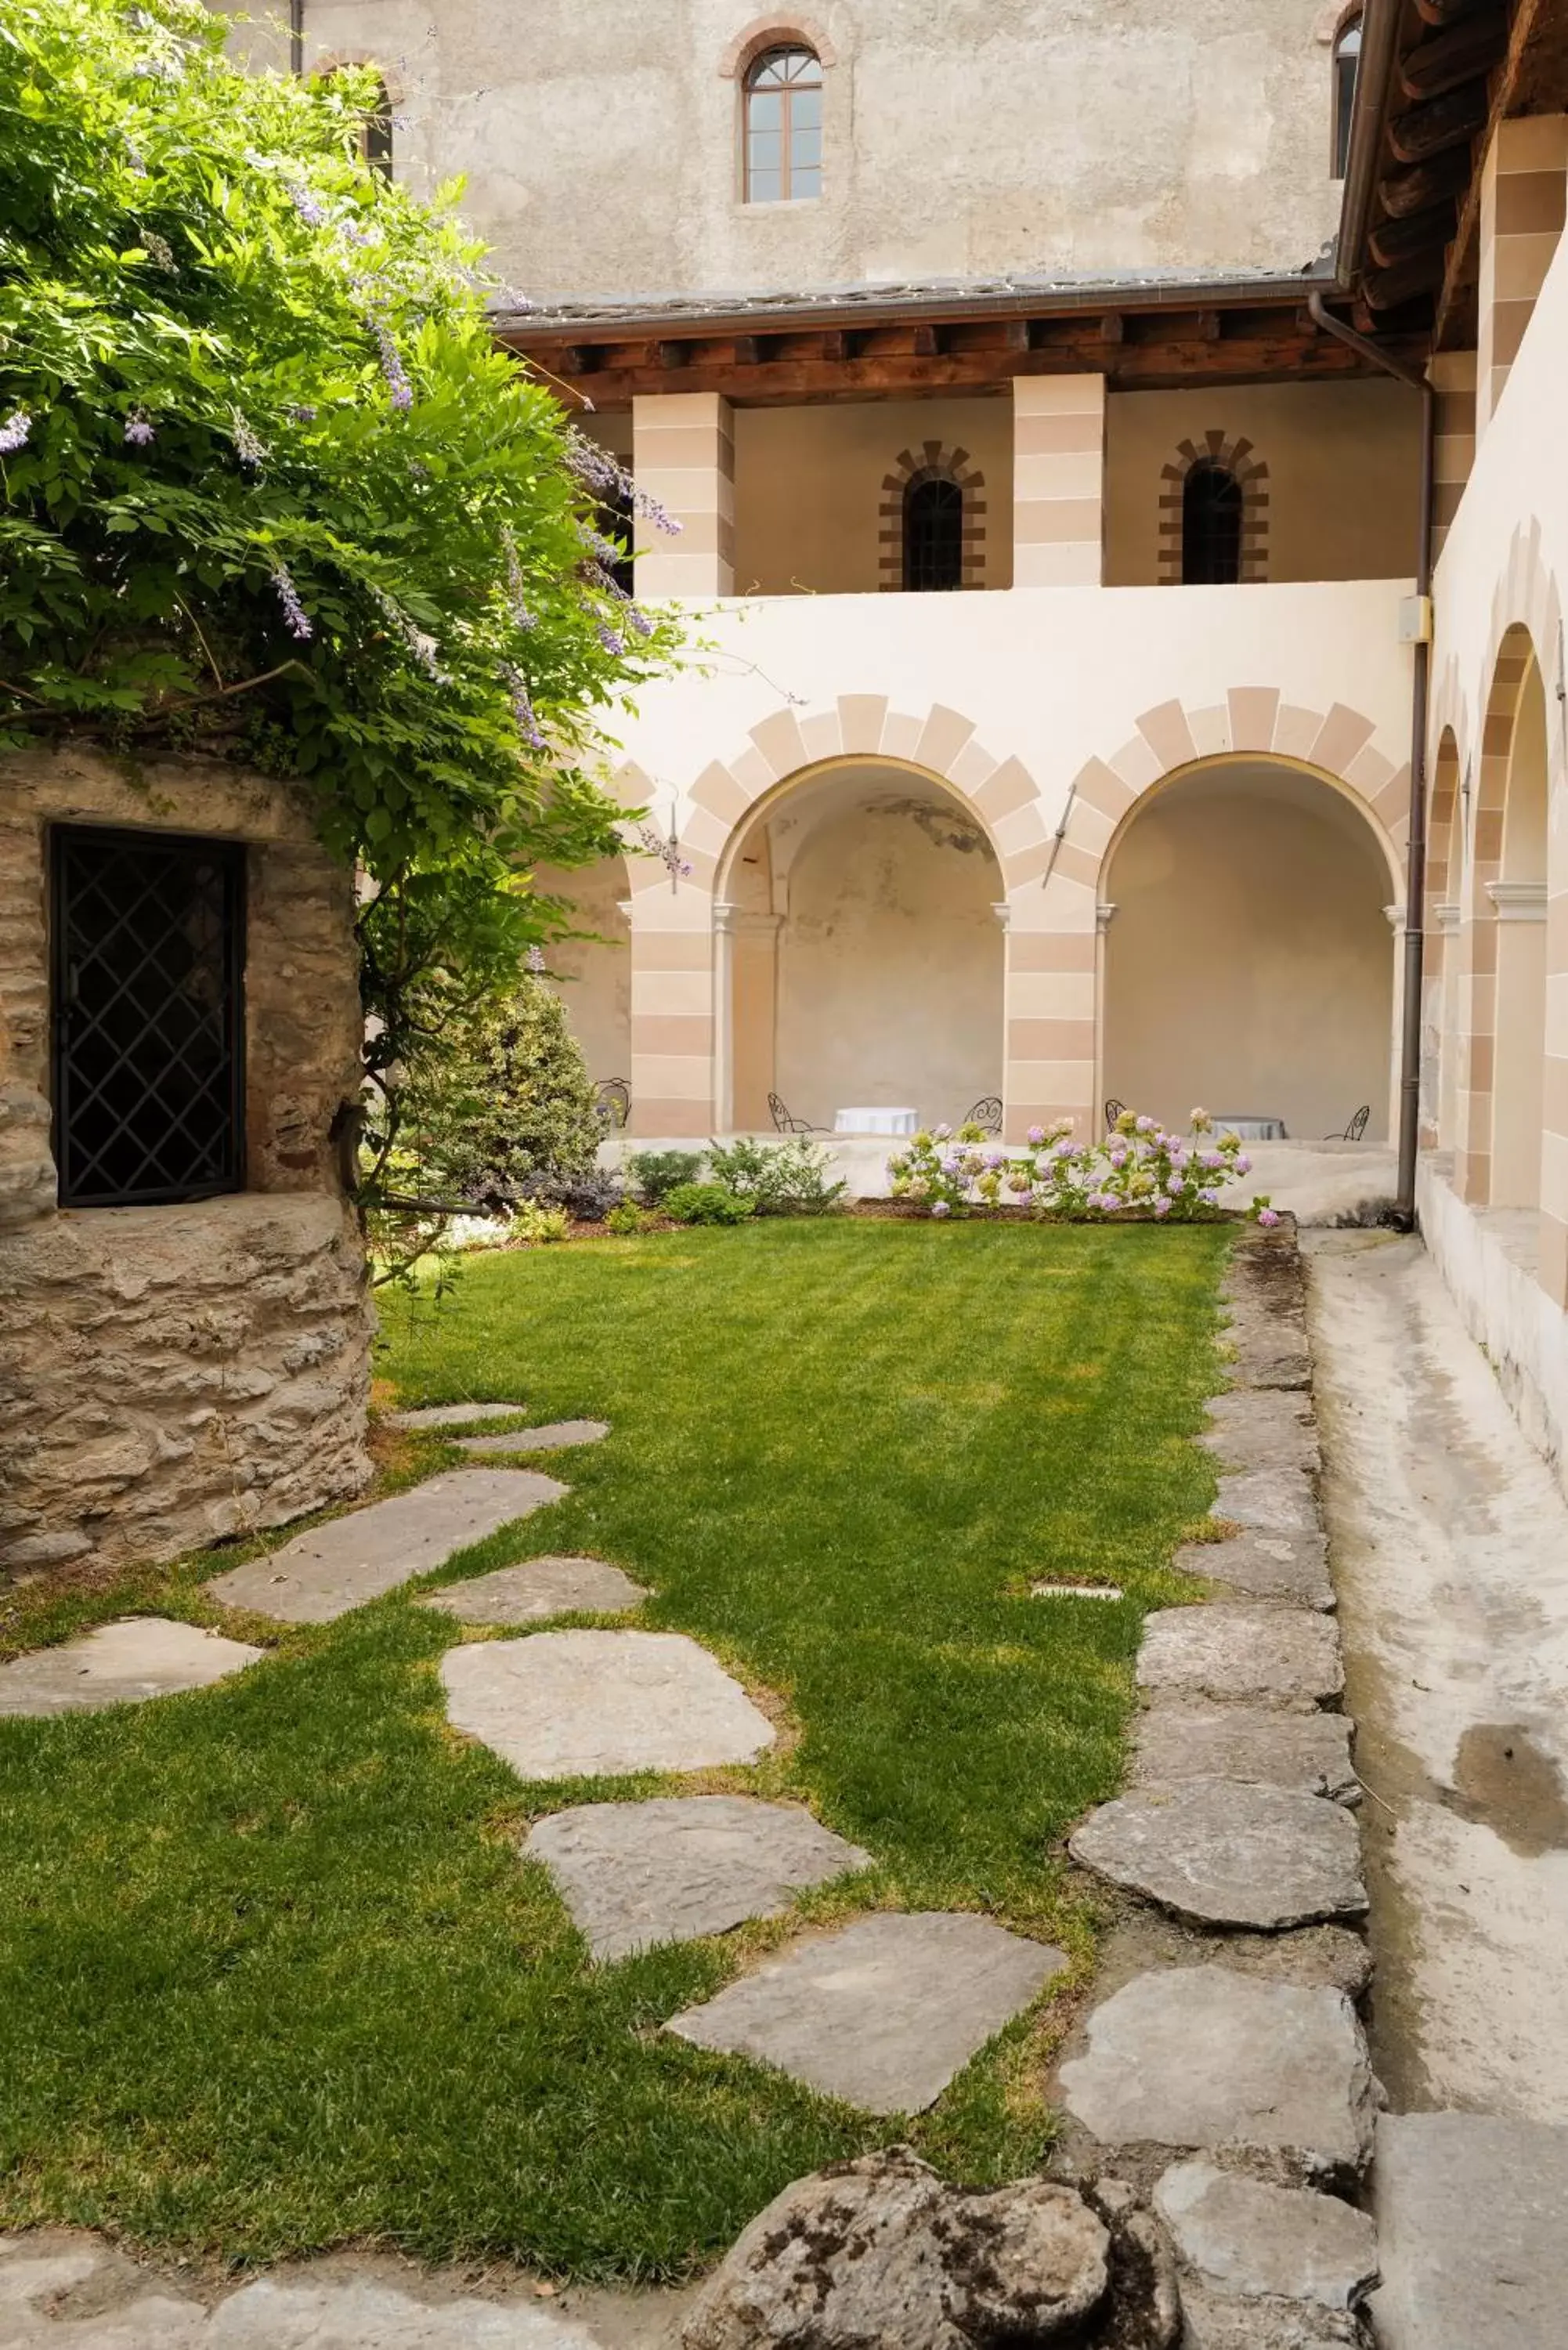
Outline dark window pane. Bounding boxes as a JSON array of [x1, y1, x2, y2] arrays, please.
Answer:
[[904, 476, 965, 591], [1180, 461, 1244, 584], [51, 827, 246, 1207], [1332, 14, 1360, 178]]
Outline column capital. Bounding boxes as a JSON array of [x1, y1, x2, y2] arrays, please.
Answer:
[[992, 900, 1012, 931], [1486, 880, 1548, 921], [1384, 902, 1407, 932], [1096, 900, 1118, 933], [713, 899, 782, 937]]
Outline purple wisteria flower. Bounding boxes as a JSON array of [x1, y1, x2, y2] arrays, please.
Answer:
[[596, 622, 625, 657], [500, 526, 537, 629], [123, 410, 155, 446], [506, 666, 546, 750], [286, 181, 329, 228], [291, 404, 318, 424], [124, 140, 149, 175], [231, 410, 267, 472], [270, 562, 313, 641], [525, 944, 547, 974], [367, 316, 413, 410], [565, 433, 626, 497], [0, 409, 31, 455], [370, 586, 449, 682], [142, 230, 176, 273], [634, 487, 682, 536]]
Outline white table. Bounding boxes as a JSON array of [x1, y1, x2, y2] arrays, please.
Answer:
[[834, 1106, 919, 1137], [1212, 1115, 1288, 1141]]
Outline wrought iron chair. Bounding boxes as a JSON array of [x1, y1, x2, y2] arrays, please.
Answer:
[[768, 1090, 821, 1134], [966, 1096, 1003, 1136], [1104, 1097, 1127, 1130], [594, 1078, 630, 1130], [1328, 1104, 1371, 1142]]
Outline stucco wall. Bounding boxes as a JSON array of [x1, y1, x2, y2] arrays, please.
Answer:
[[534, 858, 632, 1093], [1105, 380, 1423, 586], [1103, 762, 1395, 1138], [233, 0, 1345, 297], [0, 747, 372, 1579]]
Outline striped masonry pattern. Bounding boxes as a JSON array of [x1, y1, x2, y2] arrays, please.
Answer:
[[1158, 432, 1270, 584], [1476, 115, 1568, 440], [632, 392, 736, 598], [1429, 352, 1476, 562], [1011, 377, 1105, 587]]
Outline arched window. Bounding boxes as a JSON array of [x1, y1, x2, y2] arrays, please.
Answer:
[[1180, 461, 1243, 584], [1332, 12, 1361, 180], [744, 46, 822, 202], [903, 475, 964, 592]]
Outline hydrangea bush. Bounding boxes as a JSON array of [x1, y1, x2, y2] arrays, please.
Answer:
[[889, 1110, 1278, 1224]]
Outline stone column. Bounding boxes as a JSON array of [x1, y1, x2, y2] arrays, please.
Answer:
[[626, 882, 718, 1139], [1476, 116, 1568, 440], [714, 902, 784, 1133], [1385, 902, 1407, 1148], [632, 392, 736, 597], [1011, 378, 1106, 587]]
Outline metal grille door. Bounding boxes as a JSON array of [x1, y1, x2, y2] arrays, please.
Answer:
[[51, 826, 245, 1207]]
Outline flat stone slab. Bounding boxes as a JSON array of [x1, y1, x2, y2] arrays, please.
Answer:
[[457, 1420, 609, 1456], [1369, 2111, 1568, 2349], [1201, 1390, 1321, 1477], [421, 1556, 645, 1625], [1070, 1778, 1367, 1929], [1214, 1469, 1319, 1537], [1154, 2160, 1377, 2309], [385, 1401, 532, 1429], [207, 1472, 566, 1624], [667, 1911, 1067, 2115], [1133, 1704, 1357, 1804], [441, 1629, 775, 1780], [526, 1796, 873, 1961], [0, 1618, 263, 1718], [1058, 1965, 1375, 2172], [1173, 1528, 1335, 1612], [1138, 1607, 1343, 1708], [1176, 2282, 1363, 2347]]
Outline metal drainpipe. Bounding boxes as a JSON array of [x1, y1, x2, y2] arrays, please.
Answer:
[[289, 0, 304, 76], [1306, 288, 1435, 1231]]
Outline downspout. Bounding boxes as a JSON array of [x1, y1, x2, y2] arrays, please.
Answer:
[[1306, 290, 1434, 1231], [289, 0, 304, 76]]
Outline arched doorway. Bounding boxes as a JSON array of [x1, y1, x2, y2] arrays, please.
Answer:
[[1102, 758, 1396, 1139], [530, 854, 631, 1101], [717, 761, 1005, 1132], [1489, 638, 1549, 1207]]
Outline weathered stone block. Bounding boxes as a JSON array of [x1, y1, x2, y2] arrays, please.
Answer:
[[1069, 1779, 1367, 1929], [1137, 1607, 1343, 1708]]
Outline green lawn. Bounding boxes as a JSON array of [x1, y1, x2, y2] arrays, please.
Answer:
[[0, 1220, 1227, 2280]]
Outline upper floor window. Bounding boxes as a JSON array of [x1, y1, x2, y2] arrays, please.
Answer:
[[904, 475, 965, 592], [51, 826, 246, 1208], [1180, 461, 1243, 584], [745, 46, 822, 202], [1332, 12, 1361, 180]]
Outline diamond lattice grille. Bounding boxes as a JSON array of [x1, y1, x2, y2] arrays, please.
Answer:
[[52, 827, 245, 1207]]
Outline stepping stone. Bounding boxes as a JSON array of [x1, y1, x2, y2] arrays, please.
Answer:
[[1058, 1965, 1375, 2172], [441, 1629, 775, 1779], [1133, 1703, 1357, 1803], [422, 1556, 645, 1625], [1201, 1390, 1321, 1477], [1138, 1606, 1343, 1708], [1214, 1469, 1319, 1537], [0, 1618, 263, 1717], [1069, 1779, 1367, 1930], [1154, 2160, 1378, 2311], [1173, 1528, 1335, 1612], [1227, 1316, 1312, 1393], [385, 1401, 532, 1429], [457, 1419, 609, 1457], [207, 1471, 565, 1624], [667, 1911, 1067, 2115], [1369, 2111, 1568, 2350], [526, 1795, 873, 1960]]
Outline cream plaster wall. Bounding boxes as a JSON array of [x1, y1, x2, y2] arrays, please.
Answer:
[[771, 795, 1003, 1126], [1102, 763, 1394, 1139], [533, 858, 632, 1090], [221, 0, 1345, 298], [732, 399, 1013, 595], [1105, 381, 1423, 586]]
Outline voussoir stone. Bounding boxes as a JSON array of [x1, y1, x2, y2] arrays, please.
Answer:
[[441, 1629, 775, 1779], [1069, 1778, 1367, 1929], [1213, 1470, 1319, 1537], [385, 1401, 532, 1429], [1172, 1528, 1335, 1612], [680, 2147, 1111, 2350], [1133, 1704, 1358, 1803], [526, 1796, 872, 1961], [1058, 1966, 1375, 2174], [421, 1556, 645, 1625], [1154, 2160, 1378, 2309], [457, 1419, 609, 1456], [207, 1471, 566, 1623], [1137, 1607, 1343, 1708], [0, 1617, 263, 1717], [667, 1911, 1067, 2116]]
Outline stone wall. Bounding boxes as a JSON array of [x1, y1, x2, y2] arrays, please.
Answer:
[[0, 746, 374, 1579]]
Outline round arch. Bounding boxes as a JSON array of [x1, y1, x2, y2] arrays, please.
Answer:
[[1100, 754, 1399, 1141]]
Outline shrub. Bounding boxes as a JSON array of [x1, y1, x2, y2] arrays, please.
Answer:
[[515, 1166, 625, 1224], [706, 1136, 847, 1215], [605, 1200, 656, 1236], [888, 1110, 1278, 1224], [627, 1148, 706, 1204], [510, 1202, 569, 1245], [661, 1182, 756, 1227]]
